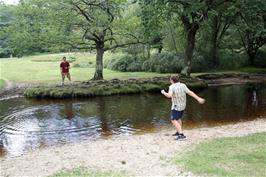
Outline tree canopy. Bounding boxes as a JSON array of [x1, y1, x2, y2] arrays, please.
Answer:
[[0, 0, 265, 79]]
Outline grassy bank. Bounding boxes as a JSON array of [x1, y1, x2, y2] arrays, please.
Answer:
[[50, 168, 126, 177], [0, 79, 5, 89], [175, 132, 266, 177], [1, 53, 265, 84], [24, 76, 207, 98], [0, 52, 169, 84]]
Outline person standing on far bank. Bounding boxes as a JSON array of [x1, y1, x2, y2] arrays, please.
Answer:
[[161, 75, 205, 140], [60, 56, 71, 86]]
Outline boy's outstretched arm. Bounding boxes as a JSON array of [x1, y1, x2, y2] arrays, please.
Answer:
[[186, 89, 205, 104], [161, 89, 172, 98]]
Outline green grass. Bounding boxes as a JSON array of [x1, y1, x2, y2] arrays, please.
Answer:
[[50, 168, 128, 177], [175, 133, 266, 177], [238, 67, 266, 74], [0, 52, 169, 84], [0, 79, 5, 89]]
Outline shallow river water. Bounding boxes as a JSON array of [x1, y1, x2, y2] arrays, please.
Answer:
[[0, 83, 265, 157]]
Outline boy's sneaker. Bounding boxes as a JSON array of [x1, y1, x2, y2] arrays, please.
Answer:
[[172, 132, 179, 136], [175, 134, 186, 140]]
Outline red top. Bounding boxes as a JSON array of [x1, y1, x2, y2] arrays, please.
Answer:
[[60, 61, 70, 73]]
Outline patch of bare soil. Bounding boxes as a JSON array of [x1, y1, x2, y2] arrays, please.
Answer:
[[197, 73, 266, 86]]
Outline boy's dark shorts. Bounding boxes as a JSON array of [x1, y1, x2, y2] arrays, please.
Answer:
[[171, 110, 184, 120]]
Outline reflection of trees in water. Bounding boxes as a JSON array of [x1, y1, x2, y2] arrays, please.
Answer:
[[186, 85, 262, 126], [97, 97, 111, 134], [94, 94, 169, 133]]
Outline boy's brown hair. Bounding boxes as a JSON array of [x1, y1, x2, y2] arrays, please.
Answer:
[[170, 75, 179, 83]]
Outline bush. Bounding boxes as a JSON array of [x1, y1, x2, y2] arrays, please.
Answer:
[[107, 55, 145, 72], [254, 50, 266, 67], [142, 53, 184, 73], [191, 54, 212, 72], [218, 51, 248, 69], [108, 53, 184, 73]]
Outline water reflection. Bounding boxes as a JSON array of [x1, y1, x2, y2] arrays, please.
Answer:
[[0, 84, 265, 157], [63, 102, 74, 120]]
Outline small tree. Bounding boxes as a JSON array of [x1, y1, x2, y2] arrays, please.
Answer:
[[60, 0, 143, 80]]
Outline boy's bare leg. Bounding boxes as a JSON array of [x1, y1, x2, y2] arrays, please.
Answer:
[[66, 73, 71, 81], [177, 119, 183, 134], [178, 119, 182, 128], [171, 120, 183, 134], [61, 73, 65, 85]]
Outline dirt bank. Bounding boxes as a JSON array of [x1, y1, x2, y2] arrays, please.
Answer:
[[1, 118, 265, 177], [197, 73, 266, 86]]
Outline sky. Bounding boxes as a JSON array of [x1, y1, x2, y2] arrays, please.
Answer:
[[2, 0, 19, 5]]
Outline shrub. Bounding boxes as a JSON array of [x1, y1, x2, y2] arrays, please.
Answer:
[[142, 53, 184, 73], [254, 50, 266, 67], [107, 55, 145, 72], [191, 54, 212, 72], [218, 51, 248, 69]]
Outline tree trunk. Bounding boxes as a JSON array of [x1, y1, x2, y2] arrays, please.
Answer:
[[147, 44, 151, 59], [210, 16, 219, 67], [158, 46, 163, 53], [247, 49, 257, 66], [93, 47, 104, 80], [181, 23, 199, 76]]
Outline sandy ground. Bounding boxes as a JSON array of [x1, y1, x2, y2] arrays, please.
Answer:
[[1, 118, 265, 177]]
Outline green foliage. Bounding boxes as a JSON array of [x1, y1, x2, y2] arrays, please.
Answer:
[[218, 51, 248, 69], [107, 55, 145, 72], [0, 4, 15, 57], [142, 53, 184, 73], [254, 50, 266, 67], [162, 19, 185, 54], [0, 0, 266, 72], [191, 54, 211, 72], [175, 133, 266, 177], [108, 53, 185, 73]]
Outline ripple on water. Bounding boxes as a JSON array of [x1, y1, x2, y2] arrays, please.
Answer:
[[0, 84, 266, 157]]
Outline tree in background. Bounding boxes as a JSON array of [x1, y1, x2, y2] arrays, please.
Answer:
[[3, 0, 144, 80], [139, 0, 164, 57], [141, 0, 231, 76], [235, 0, 266, 65], [0, 4, 15, 57]]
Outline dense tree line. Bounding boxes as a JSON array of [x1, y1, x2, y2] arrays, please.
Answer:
[[0, 0, 265, 79]]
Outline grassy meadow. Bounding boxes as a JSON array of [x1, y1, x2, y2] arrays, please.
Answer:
[[0, 52, 170, 84], [1, 52, 265, 86], [175, 132, 266, 177]]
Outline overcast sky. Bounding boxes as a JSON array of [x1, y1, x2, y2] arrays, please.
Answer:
[[2, 0, 19, 5]]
